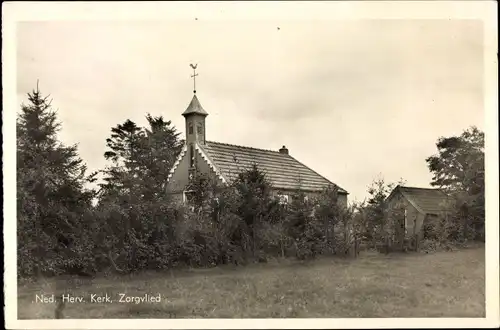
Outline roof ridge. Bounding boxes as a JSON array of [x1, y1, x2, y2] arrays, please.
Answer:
[[400, 186, 445, 192], [206, 140, 286, 155]]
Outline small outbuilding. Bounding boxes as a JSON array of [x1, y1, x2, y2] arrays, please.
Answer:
[[386, 185, 453, 240]]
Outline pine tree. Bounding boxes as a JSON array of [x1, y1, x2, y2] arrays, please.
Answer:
[[313, 186, 341, 254], [100, 119, 144, 201], [136, 114, 183, 201], [96, 114, 183, 271], [231, 164, 274, 257], [99, 114, 182, 203], [17, 83, 96, 277], [362, 177, 406, 249]]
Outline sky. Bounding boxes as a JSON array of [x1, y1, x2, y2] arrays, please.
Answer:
[[16, 19, 484, 203]]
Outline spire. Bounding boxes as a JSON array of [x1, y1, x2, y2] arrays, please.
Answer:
[[182, 94, 208, 117]]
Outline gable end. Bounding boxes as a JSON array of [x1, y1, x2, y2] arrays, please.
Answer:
[[167, 144, 187, 183], [195, 143, 228, 184]]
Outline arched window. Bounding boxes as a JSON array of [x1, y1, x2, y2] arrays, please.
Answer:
[[188, 122, 193, 135], [197, 123, 203, 135]]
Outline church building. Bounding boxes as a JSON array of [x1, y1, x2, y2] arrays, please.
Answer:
[[166, 68, 348, 206]]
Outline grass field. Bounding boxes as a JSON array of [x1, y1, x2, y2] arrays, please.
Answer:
[[18, 246, 485, 319]]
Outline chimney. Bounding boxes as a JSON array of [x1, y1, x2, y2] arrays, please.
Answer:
[[279, 145, 289, 155]]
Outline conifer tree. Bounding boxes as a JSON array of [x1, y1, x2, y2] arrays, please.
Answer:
[[17, 83, 96, 277], [96, 114, 183, 271]]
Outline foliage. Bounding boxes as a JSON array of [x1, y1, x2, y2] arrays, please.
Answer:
[[93, 114, 183, 272], [426, 126, 485, 241], [231, 164, 275, 257], [100, 114, 182, 202], [426, 127, 484, 192], [286, 191, 321, 259], [17, 84, 97, 277], [362, 176, 406, 247]]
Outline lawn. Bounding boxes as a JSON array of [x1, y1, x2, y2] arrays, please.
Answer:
[[18, 246, 485, 319]]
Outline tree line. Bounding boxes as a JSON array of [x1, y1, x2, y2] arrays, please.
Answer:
[[17, 85, 486, 278]]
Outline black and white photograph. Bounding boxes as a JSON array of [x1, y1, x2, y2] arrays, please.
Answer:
[[3, 1, 498, 329]]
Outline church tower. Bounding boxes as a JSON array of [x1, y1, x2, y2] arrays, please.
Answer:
[[183, 64, 208, 177], [182, 93, 208, 146]]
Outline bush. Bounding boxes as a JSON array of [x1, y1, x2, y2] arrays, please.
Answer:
[[23, 160, 486, 279], [256, 221, 291, 258]]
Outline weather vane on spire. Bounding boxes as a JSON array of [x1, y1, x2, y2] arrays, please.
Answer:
[[190, 63, 198, 94]]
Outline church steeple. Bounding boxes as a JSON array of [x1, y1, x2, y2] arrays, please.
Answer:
[[182, 94, 208, 117], [183, 64, 208, 147]]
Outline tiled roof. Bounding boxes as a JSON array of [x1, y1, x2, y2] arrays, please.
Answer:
[[182, 94, 208, 117], [200, 141, 348, 194], [393, 186, 452, 215]]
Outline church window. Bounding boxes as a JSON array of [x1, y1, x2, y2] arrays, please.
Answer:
[[188, 122, 193, 134], [183, 190, 196, 208], [197, 123, 203, 135], [277, 194, 289, 205]]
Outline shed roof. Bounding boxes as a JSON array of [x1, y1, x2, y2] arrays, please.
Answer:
[[200, 141, 348, 194], [390, 186, 452, 215]]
